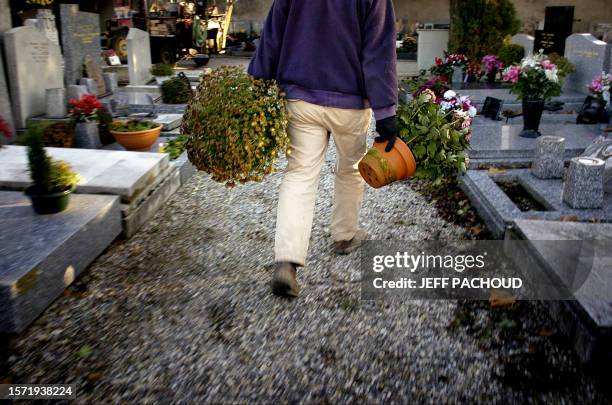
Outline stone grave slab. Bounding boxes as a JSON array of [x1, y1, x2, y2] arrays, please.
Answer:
[[469, 118, 602, 167], [154, 114, 182, 131], [60, 4, 103, 86], [3, 25, 63, 128], [565, 34, 611, 94], [0, 43, 15, 137], [507, 220, 612, 365], [127, 28, 152, 85], [456, 88, 586, 112], [0, 146, 168, 202], [0, 191, 121, 333], [461, 168, 612, 238]]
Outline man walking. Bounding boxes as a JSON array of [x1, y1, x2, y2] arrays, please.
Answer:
[[248, 0, 398, 297]]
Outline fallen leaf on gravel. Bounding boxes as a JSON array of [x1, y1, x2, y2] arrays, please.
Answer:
[[78, 345, 94, 358], [538, 329, 556, 337], [489, 289, 515, 308], [560, 215, 578, 222], [488, 167, 507, 175], [87, 372, 103, 382]]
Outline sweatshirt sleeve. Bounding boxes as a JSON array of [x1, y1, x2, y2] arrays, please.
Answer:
[[247, 0, 290, 80], [361, 0, 398, 120]]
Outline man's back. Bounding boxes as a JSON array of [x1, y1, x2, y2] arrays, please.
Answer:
[[248, 0, 398, 120]]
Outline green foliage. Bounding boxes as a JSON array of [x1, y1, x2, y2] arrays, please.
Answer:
[[509, 67, 561, 101], [397, 94, 471, 186], [150, 63, 174, 76], [182, 66, 289, 187], [25, 123, 79, 193], [449, 0, 520, 59], [498, 44, 524, 66], [548, 53, 575, 79], [111, 120, 160, 132], [161, 77, 192, 104], [160, 135, 186, 160]]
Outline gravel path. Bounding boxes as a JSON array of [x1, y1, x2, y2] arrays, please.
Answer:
[[1, 133, 609, 403]]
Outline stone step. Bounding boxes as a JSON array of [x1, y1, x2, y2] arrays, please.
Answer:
[[507, 220, 612, 366], [0, 191, 121, 333]]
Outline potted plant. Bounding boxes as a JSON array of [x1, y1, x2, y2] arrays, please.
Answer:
[[358, 137, 416, 188], [396, 89, 475, 186], [430, 54, 468, 84], [24, 124, 80, 214], [110, 120, 162, 151], [69, 94, 103, 149], [481, 55, 504, 83], [150, 63, 174, 84], [161, 77, 192, 104], [502, 51, 561, 138], [181, 66, 289, 187]]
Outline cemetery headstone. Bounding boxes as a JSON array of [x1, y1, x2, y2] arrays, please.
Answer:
[[34, 9, 60, 47], [562, 157, 605, 209], [534, 31, 563, 55], [0, 46, 15, 137], [534, 6, 575, 56], [66, 85, 88, 102], [45, 88, 66, 118], [127, 28, 153, 85], [510, 34, 535, 55], [452, 66, 463, 85], [3, 26, 63, 128], [84, 56, 107, 97], [60, 4, 103, 86], [565, 34, 611, 94]]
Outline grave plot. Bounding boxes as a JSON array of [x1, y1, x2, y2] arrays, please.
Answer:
[[0, 146, 180, 237], [0, 191, 121, 333], [507, 220, 612, 366], [460, 168, 612, 238], [468, 118, 603, 168]]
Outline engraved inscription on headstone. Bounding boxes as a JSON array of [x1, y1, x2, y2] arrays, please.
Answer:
[[565, 34, 612, 94]]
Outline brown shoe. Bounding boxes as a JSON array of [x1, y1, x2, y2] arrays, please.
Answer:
[[334, 229, 368, 255], [271, 262, 299, 297]]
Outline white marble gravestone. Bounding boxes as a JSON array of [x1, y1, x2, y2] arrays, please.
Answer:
[[564, 34, 612, 94], [3, 26, 63, 128], [127, 28, 153, 85], [510, 33, 535, 55]]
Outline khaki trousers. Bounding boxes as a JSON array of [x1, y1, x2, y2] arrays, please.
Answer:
[[275, 100, 372, 266]]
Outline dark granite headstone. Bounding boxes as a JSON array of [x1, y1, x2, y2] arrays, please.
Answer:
[[534, 31, 565, 56], [481, 97, 503, 121], [60, 4, 103, 86]]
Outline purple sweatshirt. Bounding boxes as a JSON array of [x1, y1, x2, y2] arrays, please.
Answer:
[[247, 0, 398, 120]]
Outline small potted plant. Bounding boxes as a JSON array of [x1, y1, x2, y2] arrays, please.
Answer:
[[150, 63, 174, 84], [69, 94, 103, 149], [110, 119, 162, 151], [24, 124, 80, 214], [481, 55, 504, 83], [161, 77, 192, 104], [503, 52, 561, 138]]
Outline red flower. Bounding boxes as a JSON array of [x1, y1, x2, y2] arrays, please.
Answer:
[[0, 117, 11, 140], [69, 94, 103, 121]]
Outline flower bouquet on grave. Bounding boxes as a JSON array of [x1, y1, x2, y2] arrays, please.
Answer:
[[0, 116, 11, 147], [481, 55, 504, 83], [588, 72, 611, 104], [430, 54, 468, 83], [69, 94, 104, 149], [502, 51, 561, 138]]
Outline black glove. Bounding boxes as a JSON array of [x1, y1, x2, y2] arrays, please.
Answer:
[[374, 116, 398, 152]]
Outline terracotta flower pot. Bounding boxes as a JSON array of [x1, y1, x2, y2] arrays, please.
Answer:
[[111, 123, 162, 152], [358, 137, 416, 188]]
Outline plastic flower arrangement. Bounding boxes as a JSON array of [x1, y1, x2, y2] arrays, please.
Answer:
[[430, 54, 469, 78], [502, 51, 561, 101], [435, 90, 478, 133], [69, 94, 103, 122], [588, 72, 611, 103], [466, 62, 483, 82], [481, 55, 504, 74]]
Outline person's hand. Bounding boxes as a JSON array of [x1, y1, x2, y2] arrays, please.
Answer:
[[374, 116, 398, 152]]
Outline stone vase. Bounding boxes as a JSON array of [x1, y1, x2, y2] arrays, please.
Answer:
[[532, 136, 565, 179], [66, 85, 88, 103], [451, 67, 464, 85], [75, 121, 101, 149], [103, 72, 118, 93], [520, 99, 545, 138], [45, 88, 67, 118], [562, 157, 605, 209]]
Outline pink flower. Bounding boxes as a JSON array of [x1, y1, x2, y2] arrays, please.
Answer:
[[503, 66, 521, 83], [541, 60, 556, 70]]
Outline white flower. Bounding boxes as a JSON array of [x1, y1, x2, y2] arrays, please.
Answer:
[[468, 106, 477, 117], [443, 90, 456, 100], [440, 101, 453, 110], [544, 67, 559, 83]]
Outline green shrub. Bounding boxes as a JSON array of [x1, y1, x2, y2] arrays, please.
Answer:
[[150, 63, 174, 76], [26, 123, 79, 193], [498, 44, 525, 66], [548, 53, 576, 79], [449, 0, 520, 59], [397, 93, 471, 186], [111, 120, 160, 132], [160, 135, 186, 160], [161, 77, 192, 104], [182, 66, 289, 187]]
